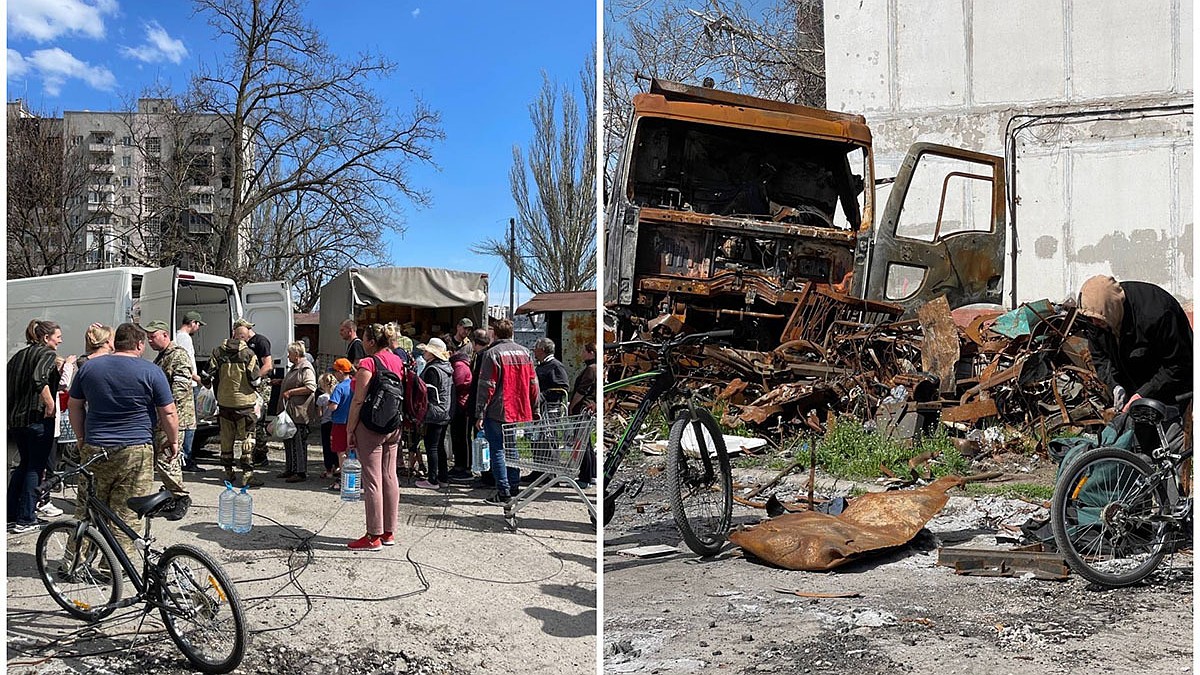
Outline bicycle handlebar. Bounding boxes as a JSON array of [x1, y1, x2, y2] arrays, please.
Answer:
[[37, 447, 110, 495]]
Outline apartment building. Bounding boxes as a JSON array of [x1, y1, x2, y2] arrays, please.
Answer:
[[8, 98, 250, 274]]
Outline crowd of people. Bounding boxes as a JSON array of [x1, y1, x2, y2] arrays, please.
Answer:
[[6, 312, 599, 556]]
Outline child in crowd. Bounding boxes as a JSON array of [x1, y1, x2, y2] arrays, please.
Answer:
[[326, 358, 355, 491], [317, 372, 338, 480]]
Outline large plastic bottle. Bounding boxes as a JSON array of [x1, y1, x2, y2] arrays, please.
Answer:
[[232, 485, 253, 533], [341, 449, 362, 502], [218, 481, 236, 530], [471, 432, 490, 473]]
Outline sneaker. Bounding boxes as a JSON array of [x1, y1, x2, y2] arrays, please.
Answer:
[[414, 480, 440, 490], [276, 471, 296, 479], [483, 492, 511, 506], [347, 534, 382, 551], [241, 476, 265, 489], [181, 462, 205, 473], [448, 468, 473, 480], [252, 456, 269, 467], [12, 521, 45, 534], [380, 531, 396, 546], [285, 474, 307, 483], [37, 502, 64, 518], [328, 482, 340, 491]]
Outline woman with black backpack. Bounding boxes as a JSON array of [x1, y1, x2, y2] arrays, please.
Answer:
[[344, 323, 406, 552]]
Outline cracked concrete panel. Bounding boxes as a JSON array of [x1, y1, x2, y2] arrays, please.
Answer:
[[972, 0, 1066, 105], [1069, 146, 1176, 288], [824, 0, 891, 112], [1071, 0, 1174, 99], [1174, 143, 1193, 296], [1013, 151, 1067, 302], [896, 0, 966, 109]]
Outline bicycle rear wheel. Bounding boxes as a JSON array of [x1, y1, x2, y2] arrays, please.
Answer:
[[1050, 446, 1170, 587], [667, 408, 733, 556], [35, 520, 123, 622], [156, 544, 247, 674]]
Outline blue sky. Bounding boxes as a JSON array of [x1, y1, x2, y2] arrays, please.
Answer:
[[6, 0, 598, 308]]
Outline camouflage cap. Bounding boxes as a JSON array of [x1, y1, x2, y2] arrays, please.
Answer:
[[143, 320, 170, 333], [233, 318, 255, 328]]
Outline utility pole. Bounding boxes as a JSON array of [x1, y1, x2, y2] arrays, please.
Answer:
[[508, 217, 516, 319]]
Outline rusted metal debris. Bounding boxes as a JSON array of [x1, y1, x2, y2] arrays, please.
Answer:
[[607, 291, 1115, 446], [729, 476, 964, 571], [937, 544, 1069, 580]]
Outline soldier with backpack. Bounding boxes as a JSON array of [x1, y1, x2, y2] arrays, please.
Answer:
[[210, 330, 263, 488], [344, 323, 406, 551]]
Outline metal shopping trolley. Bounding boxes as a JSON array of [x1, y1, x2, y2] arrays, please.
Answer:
[[501, 413, 597, 529]]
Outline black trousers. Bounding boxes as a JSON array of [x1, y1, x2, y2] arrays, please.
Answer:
[[450, 407, 469, 470], [424, 423, 449, 484]]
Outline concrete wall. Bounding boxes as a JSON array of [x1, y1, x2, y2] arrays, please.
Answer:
[[826, 0, 1193, 306]]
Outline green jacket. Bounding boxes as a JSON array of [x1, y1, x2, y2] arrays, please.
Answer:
[[210, 339, 260, 409]]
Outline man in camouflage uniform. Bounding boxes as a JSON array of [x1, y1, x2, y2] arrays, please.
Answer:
[[211, 329, 264, 487], [234, 320, 274, 467], [67, 322, 178, 560], [146, 320, 191, 499]]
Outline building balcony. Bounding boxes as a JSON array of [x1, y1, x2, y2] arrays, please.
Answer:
[[187, 183, 215, 193], [87, 202, 115, 213], [187, 143, 216, 154], [190, 203, 214, 214], [95, 184, 117, 193], [88, 163, 116, 174], [88, 143, 115, 154]]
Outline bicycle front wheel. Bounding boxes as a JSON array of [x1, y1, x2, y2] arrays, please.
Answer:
[[1050, 446, 1170, 587], [35, 520, 123, 622], [157, 544, 247, 674], [667, 408, 733, 556]]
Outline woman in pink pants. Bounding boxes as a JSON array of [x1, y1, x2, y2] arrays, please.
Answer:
[[345, 323, 405, 551]]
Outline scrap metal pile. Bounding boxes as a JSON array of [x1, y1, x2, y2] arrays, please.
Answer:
[[609, 289, 1115, 442]]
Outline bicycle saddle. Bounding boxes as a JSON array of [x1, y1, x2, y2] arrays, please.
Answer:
[[127, 490, 176, 519], [1129, 397, 1180, 425]]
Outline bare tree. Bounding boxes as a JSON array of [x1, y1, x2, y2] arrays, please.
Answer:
[[189, 0, 443, 286], [605, 0, 825, 174], [6, 106, 98, 278], [474, 57, 597, 294]]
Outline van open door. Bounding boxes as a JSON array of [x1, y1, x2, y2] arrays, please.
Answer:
[[241, 281, 294, 374], [137, 266, 178, 361], [864, 143, 1006, 317]]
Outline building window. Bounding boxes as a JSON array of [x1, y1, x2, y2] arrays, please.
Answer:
[[122, 176, 131, 187], [71, 135, 83, 146], [122, 136, 132, 146], [146, 137, 161, 155], [122, 155, 131, 167], [123, 196, 131, 205]]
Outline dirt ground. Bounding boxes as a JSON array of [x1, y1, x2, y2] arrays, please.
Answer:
[[603, 457, 1194, 675], [6, 439, 598, 674]]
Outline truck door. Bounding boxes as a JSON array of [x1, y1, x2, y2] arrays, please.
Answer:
[[864, 142, 1006, 317], [137, 266, 178, 362], [241, 281, 294, 375]]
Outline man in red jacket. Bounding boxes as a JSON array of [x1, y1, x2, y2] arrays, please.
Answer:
[[474, 318, 540, 504]]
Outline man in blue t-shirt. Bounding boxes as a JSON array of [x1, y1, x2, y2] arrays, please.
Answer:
[[68, 323, 179, 557]]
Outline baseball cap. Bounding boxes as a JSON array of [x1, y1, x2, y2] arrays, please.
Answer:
[[332, 358, 354, 373], [143, 320, 170, 333], [458, 317, 474, 328], [233, 318, 255, 328], [183, 311, 206, 325]]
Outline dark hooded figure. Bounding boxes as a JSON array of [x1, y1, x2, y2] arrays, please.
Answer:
[[1077, 275, 1192, 408]]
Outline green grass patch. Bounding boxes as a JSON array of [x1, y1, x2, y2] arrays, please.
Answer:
[[815, 416, 972, 481], [964, 482, 1053, 502]]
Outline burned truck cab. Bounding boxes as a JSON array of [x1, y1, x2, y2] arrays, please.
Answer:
[[605, 79, 1007, 347]]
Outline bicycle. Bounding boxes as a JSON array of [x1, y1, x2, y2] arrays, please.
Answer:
[[34, 448, 248, 674], [603, 329, 735, 555], [1050, 394, 1193, 587]]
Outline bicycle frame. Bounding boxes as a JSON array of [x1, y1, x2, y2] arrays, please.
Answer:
[[603, 369, 671, 486]]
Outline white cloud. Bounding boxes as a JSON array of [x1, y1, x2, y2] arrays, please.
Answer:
[[119, 21, 188, 64], [8, 47, 117, 96], [411, 8, 421, 18], [8, 49, 30, 79], [7, 0, 118, 42]]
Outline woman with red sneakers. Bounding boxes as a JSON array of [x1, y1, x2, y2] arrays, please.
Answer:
[[344, 323, 405, 551]]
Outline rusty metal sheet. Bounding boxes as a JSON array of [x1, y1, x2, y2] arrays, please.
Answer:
[[728, 476, 963, 571], [941, 398, 999, 423], [916, 296, 960, 394], [936, 546, 1069, 580]]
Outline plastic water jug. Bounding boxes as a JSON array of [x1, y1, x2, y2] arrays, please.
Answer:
[[471, 432, 490, 473], [232, 485, 253, 533], [218, 481, 236, 530], [341, 450, 362, 501]]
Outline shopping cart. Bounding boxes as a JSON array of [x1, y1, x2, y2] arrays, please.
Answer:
[[501, 413, 597, 529]]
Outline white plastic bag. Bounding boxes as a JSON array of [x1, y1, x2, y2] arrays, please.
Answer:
[[268, 410, 297, 440], [196, 387, 218, 420]]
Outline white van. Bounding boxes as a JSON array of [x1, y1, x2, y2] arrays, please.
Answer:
[[7, 266, 294, 445]]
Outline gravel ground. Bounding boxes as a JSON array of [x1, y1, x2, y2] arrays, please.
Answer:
[[604, 458, 1193, 675], [7, 441, 598, 674]]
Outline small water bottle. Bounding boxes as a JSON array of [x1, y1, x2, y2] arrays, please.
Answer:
[[471, 432, 490, 473], [341, 450, 362, 502], [218, 481, 236, 530], [232, 485, 253, 533]]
